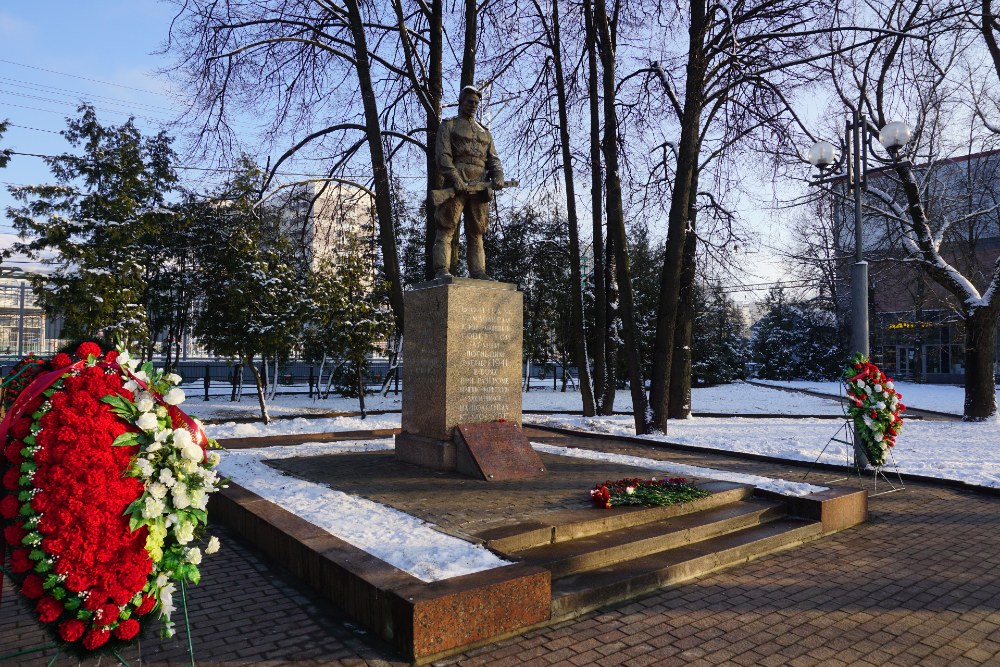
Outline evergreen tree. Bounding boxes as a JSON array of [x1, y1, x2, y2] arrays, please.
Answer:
[[191, 158, 307, 423], [750, 288, 844, 380], [304, 233, 395, 417], [7, 105, 177, 351], [691, 281, 749, 386], [0, 120, 10, 169]]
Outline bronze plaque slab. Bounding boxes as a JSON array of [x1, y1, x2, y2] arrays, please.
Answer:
[[454, 422, 547, 481]]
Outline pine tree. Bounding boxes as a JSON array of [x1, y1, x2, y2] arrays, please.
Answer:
[[304, 233, 395, 417], [691, 281, 749, 386], [7, 106, 178, 351], [191, 158, 308, 423], [750, 288, 844, 380]]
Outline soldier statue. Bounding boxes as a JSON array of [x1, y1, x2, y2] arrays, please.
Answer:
[[431, 85, 515, 280]]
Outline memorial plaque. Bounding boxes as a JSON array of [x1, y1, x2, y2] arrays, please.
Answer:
[[454, 422, 546, 481]]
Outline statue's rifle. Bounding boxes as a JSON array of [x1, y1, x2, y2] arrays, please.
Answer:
[[430, 179, 519, 207]]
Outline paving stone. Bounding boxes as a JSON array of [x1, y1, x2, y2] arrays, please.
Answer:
[[6, 427, 1000, 665]]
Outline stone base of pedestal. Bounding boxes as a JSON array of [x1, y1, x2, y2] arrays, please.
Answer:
[[397, 277, 525, 474], [395, 431, 456, 472]]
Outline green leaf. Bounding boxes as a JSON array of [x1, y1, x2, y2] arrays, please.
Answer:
[[112, 431, 141, 448], [101, 394, 133, 412], [51, 587, 66, 600], [22, 435, 35, 446], [29, 549, 44, 561], [43, 574, 59, 589], [77, 609, 93, 621], [65, 597, 81, 611], [188, 567, 201, 585], [188, 509, 208, 524]]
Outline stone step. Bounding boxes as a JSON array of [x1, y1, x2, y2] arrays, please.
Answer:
[[476, 481, 755, 553], [549, 517, 823, 620], [510, 499, 788, 578]]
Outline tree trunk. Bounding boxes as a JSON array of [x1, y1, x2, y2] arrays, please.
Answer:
[[668, 204, 698, 419], [357, 361, 367, 418], [583, 0, 610, 415], [344, 0, 404, 332], [424, 0, 444, 281], [963, 309, 998, 420], [649, 0, 708, 432], [594, 0, 649, 434], [245, 354, 271, 424], [551, 0, 596, 416]]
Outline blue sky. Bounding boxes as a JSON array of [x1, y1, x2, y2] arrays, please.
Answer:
[[0, 1, 187, 247]]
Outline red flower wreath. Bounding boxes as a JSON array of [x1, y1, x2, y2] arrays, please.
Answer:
[[0, 342, 221, 653]]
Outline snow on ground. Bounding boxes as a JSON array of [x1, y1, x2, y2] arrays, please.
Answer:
[[527, 414, 1000, 488], [753, 379, 1000, 417], [204, 380, 1000, 580], [206, 415, 400, 440], [194, 381, 848, 422], [216, 440, 511, 582], [531, 443, 826, 496]]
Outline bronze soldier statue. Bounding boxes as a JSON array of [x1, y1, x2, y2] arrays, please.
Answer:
[[432, 86, 515, 279]]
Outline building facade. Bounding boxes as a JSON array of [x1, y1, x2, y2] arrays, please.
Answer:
[[834, 149, 1000, 383]]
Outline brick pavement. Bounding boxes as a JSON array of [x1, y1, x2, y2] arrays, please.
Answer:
[[3, 428, 1000, 665]]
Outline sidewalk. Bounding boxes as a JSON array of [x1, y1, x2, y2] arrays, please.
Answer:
[[4, 427, 1000, 665]]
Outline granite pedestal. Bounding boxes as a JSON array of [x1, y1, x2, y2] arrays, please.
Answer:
[[396, 276, 526, 473]]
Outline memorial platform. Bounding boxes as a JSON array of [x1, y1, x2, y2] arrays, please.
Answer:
[[209, 429, 867, 663]]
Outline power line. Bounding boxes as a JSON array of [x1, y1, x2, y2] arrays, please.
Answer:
[[0, 58, 171, 98], [0, 89, 176, 125], [0, 76, 182, 116]]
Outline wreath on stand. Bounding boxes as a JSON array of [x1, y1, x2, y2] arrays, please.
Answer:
[[0, 342, 222, 658], [842, 352, 907, 468]]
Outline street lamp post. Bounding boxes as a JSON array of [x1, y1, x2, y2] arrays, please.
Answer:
[[806, 111, 912, 356], [806, 111, 911, 467]]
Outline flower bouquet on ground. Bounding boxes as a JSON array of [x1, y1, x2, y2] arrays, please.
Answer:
[[590, 477, 710, 509], [0, 342, 223, 656], [842, 352, 906, 467]]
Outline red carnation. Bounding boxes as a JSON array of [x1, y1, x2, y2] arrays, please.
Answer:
[[97, 603, 120, 626], [4, 441, 24, 465], [58, 619, 86, 643], [10, 548, 33, 573], [51, 352, 73, 369], [2, 466, 21, 491], [36, 596, 64, 623], [104, 350, 119, 363], [82, 628, 110, 650], [4, 521, 28, 546], [0, 494, 21, 519], [135, 595, 156, 616], [75, 342, 102, 359], [20, 574, 45, 599], [113, 618, 140, 641]]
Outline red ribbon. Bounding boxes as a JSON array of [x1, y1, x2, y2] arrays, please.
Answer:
[[846, 366, 871, 384]]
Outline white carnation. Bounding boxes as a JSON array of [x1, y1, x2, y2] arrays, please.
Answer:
[[134, 369, 149, 383], [163, 387, 185, 406], [886, 381, 894, 390], [207, 451, 221, 467], [172, 428, 193, 449], [135, 392, 155, 413], [186, 547, 202, 565], [874, 384, 882, 392], [175, 522, 195, 544], [166, 373, 183, 385], [205, 536, 221, 554], [136, 412, 159, 432], [148, 482, 168, 500], [874, 432, 883, 442], [172, 486, 191, 509], [136, 459, 154, 478], [142, 496, 166, 519], [159, 468, 176, 488], [123, 379, 139, 393], [182, 441, 203, 463]]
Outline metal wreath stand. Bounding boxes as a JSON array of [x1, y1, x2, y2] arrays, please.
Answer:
[[804, 383, 905, 497]]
